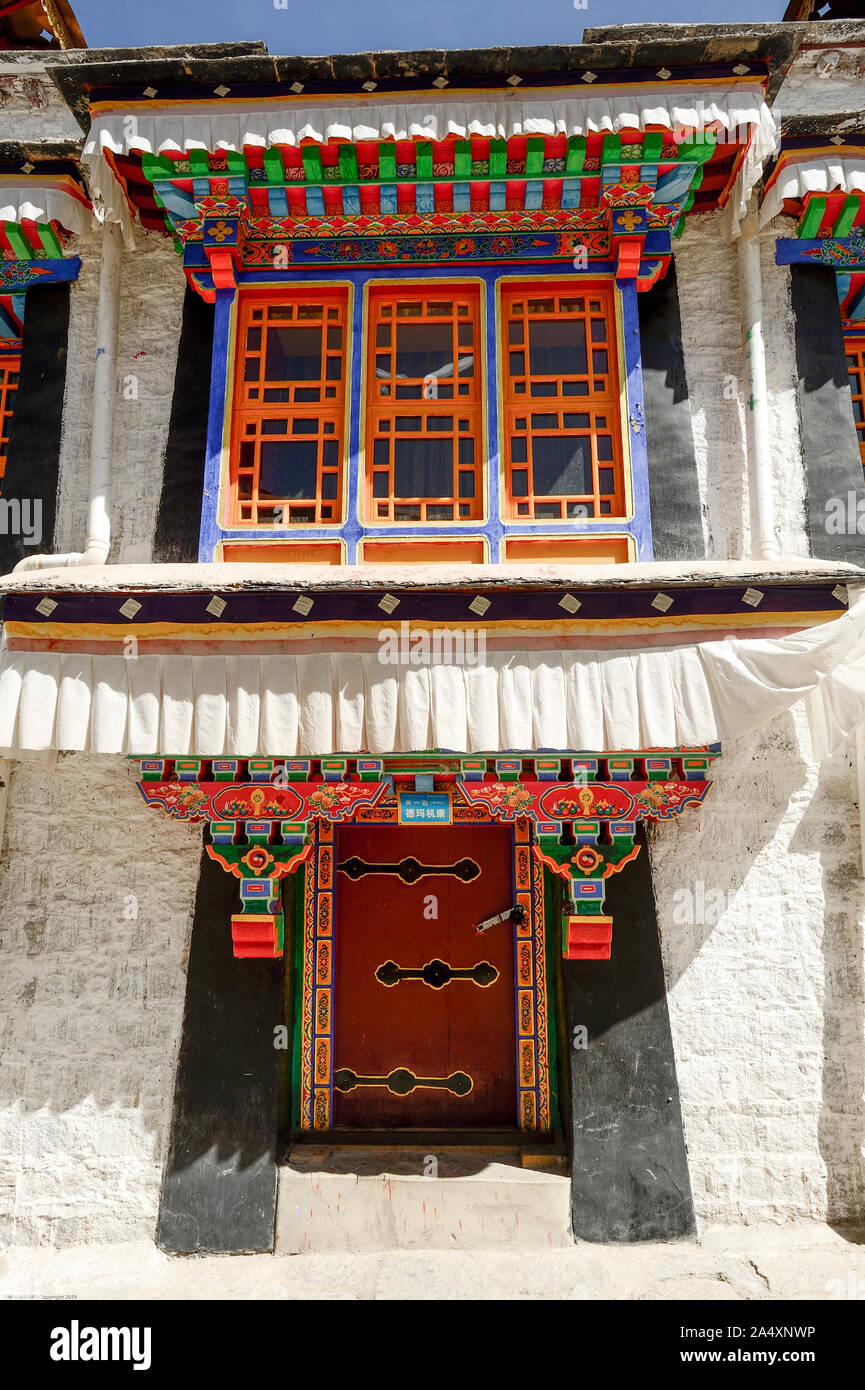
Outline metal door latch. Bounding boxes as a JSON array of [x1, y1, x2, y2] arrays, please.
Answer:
[[476, 904, 526, 933]]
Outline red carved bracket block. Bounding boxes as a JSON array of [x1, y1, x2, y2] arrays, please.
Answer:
[[564, 916, 614, 961], [231, 913, 284, 959]]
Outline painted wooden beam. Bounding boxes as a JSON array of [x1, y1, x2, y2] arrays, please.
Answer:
[[798, 194, 827, 240], [678, 131, 716, 164], [565, 137, 586, 175], [454, 140, 472, 180], [776, 235, 865, 269], [263, 147, 284, 183], [35, 223, 64, 259], [301, 145, 323, 184], [377, 142, 396, 181], [3, 222, 33, 260], [832, 193, 861, 239], [489, 139, 507, 178], [188, 150, 211, 179], [525, 137, 546, 177], [600, 134, 622, 166], [415, 142, 433, 181], [338, 144, 358, 182]]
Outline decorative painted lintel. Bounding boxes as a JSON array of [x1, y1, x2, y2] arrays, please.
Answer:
[[134, 750, 718, 961]]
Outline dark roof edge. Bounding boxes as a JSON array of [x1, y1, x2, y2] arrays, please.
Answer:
[[49, 31, 805, 132]]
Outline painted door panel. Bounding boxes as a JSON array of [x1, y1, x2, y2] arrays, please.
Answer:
[[332, 823, 517, 1127]]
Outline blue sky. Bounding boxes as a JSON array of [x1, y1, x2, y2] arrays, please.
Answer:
[[73, 1, 786, 55]]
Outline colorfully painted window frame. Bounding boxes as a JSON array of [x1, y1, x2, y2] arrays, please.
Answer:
[[199, 265, 652, 563], [0, 349, 21, 489], [498, 277, 631, 524], [229, 287, 350, 528], [361, 277, 489, 528], [845, 333, 865, 472]]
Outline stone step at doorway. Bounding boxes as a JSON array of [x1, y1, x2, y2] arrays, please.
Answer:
[[276, 1145, 572, 1253]]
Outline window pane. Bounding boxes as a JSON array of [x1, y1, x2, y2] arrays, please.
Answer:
[[528, 318, 587, 376], [394, 438, 453, 497], [395, 322, 454, 379], [265, 325, 323, 381], [531, 435, 592, 496], [259, 441, 318, 499]]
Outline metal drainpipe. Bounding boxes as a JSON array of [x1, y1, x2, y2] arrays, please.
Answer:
[[737, 209, 781, 564], [13, 220, 122, 572]]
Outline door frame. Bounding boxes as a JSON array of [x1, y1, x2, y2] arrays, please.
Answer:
[[290, 804, 554, 1135]]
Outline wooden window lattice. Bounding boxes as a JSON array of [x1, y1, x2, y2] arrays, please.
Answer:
[[0, 355, 20, 487], [365, 286, 483, 523], [501, 282, 625, 520], [846, 336, 865, 473], [230, 290, 347, 526]]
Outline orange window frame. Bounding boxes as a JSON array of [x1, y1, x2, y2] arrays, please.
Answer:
[[0, 354, 20, 487], [365, 285, 483, 523], [501, 282, 626, 521], [229, 289, 348, 527], [845, 336, 865, 472]]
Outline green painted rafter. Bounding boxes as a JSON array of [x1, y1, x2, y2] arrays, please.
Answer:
[[798, 194, 827, 240]]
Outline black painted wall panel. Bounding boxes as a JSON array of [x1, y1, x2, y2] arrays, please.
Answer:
[[562, 824, 696, 1242], [153, 287, 214, 563], [0, 283, 70, 573], [791, 265, 865, 565], [637, 262, 706, 561], [157, 843, 285, 1254]]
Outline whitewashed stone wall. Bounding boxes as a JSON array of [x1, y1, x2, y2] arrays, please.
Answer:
[[773, 36, 865, 121], [650, 708, 865, 1227], [0, 54, 82, 145], [0, 754, 201, 1246], [675, 212, 808, 561], [54, 224, 186, 563]]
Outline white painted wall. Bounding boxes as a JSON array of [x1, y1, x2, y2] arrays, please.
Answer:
[[773, 41, 865, 121], [0, 755, 201, 1246], [675, 211, 808, 562], [0, 55, 82, 144], [650, 707, 865, 1227], [54, 224, 186, 563]]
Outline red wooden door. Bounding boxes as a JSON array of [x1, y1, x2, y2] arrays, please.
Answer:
[[332, 823, 517, 1128]]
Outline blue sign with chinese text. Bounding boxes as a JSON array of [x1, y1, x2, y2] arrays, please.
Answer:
[[398, 792, 452, 825]]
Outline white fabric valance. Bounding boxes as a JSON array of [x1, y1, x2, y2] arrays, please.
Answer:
[[1, 590, 863, 758], [760, 155, 865, 228], [0, 179, 92, 237], [82, 83, 777, 247]]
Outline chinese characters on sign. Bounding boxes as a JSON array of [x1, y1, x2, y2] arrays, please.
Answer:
[[397, 792, 453, 825]]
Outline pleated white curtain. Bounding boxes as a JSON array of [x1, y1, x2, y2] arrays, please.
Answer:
[[760, 156, 865, 227], [0, 181, 91, 236], [1, 590, 863, 757]]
